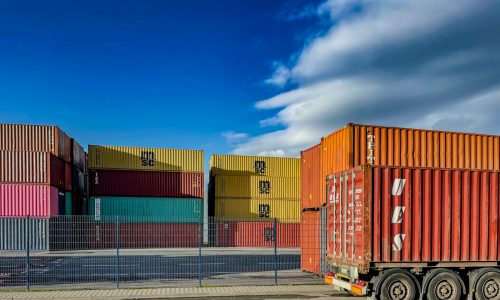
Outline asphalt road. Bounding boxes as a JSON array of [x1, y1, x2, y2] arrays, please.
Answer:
[[0, 249, 321, 289]]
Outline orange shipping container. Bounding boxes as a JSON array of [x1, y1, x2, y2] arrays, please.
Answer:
[[0, 124, 72, 163], [301, 144, 322, 210], [317, 124, 500, 206], [300, 210, 320, 275]]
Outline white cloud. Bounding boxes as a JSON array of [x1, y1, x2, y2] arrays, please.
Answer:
[[231, 0, 500, 156], [222, 131, 249, 143]]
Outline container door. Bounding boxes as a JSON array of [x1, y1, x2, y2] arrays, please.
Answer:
[[327, 166, 367, 267]]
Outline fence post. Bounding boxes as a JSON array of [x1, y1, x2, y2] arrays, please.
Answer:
[[274, 217, 278, 286], [25, 215, 30, 291], [115, 216, 120, 288], [198, 213, 202, 287]]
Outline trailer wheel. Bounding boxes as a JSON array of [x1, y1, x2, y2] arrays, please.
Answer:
[[475, 271, 500, 300], [427, 272, 461, 300], [379, 272, 417, 300]]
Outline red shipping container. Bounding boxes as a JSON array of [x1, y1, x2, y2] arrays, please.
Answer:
[[0, 151, 68, 190], [64, 162, 72, 191], [85, 222, 200, 248], [301, 210, 321, 274], [301, 144, 322, 210], [0, 124, 72, 163], [0, 184, 59, 217], [89, 169, 203, 198], [216, 221, 299, 247], [326, 165, 500, 273]]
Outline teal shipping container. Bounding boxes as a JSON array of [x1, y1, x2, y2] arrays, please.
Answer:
[[88, 197, 202, 223], [65, 192, 72, 215]]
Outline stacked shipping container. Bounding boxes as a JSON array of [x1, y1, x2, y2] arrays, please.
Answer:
[[87, 145, 204, 248], [300, 123, 500, 296], [0, 124, 85, 217], [209, 155, 300, 247], [0, 124, 87, 250]]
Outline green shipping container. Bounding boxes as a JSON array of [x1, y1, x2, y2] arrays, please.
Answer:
[[65, 192, 72, 216], [88, 197, 202, 223]]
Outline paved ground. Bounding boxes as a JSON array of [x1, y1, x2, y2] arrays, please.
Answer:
[[0, 248, 320, 289], [0, 285, 354, 299]]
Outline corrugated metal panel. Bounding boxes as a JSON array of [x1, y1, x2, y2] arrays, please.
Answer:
[[300, 144, 322, 210], [320, 206, 332, 275], [71, 139, 86, 170], [65, 192, 72, 215], [326, 165, 500, 272], [214, 175, 299, 199], [210, 154, 300, 177], [300, 210, 320, 275], [89, 169, 203, 198], [88, 145, 203, 172], [214, 198, 300, 221], [0, 184, 59, 217], [216, 221, 299, 247], [0, 218, 49, 250], [0, 151, 68, 189], [88, 197, 202, 223], [0, 124, 71, 163]]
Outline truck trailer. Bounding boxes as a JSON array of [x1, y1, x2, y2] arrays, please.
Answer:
[[323, 165, 500, 300]]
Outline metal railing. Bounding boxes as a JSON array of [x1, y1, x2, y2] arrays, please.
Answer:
[[0, 215, 324, 290]]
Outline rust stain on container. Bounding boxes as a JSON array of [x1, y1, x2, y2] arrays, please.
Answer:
[[325, 165, 500, 272]]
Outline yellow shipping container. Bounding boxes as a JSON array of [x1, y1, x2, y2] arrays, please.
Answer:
[[214, 198, 300, 222], [214, 175, 299, 199], [88, 145, 204, 172], [210, 154, 300, 177]]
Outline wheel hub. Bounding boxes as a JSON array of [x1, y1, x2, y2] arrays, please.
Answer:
[[435, 280, 456, 299], [389, 281, 409, 300], [483, 279, 500, 298]]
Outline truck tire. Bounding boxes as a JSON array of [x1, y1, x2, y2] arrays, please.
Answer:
[[379, 272, 417, 300], [427, 272, 461, 300], [475, 271, 500, 300]]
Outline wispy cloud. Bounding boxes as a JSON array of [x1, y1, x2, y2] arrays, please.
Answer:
[[232, 0, 500, 157]]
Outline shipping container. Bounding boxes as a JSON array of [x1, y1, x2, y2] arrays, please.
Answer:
[[318, 123, 500, 206], [215, 221, 299, 247], [89, 169, 203, 198], [300, 144, 322, 210], [88, 145, 203, 172], [0, 217, 49, 250], [323, 165, 500, 298], [85, 222, 200, 249], [213, 198, 300, 221], [0, 184, 59, 217], [88, 197, 202, 223], [213, 175, 299, 199], [301, 210, 321, 275], [71, 139, 86, 171], [0, 151, 69, 190], [210, 154, 300, 177], [0, 124, 72, 163]]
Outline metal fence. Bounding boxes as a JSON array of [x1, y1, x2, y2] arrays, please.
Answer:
[[0, 215, 324, 290]]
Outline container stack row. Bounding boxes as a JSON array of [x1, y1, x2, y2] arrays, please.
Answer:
[[300, 123, 500, 276], [0, 124, 87, 218], [209, 154, 300, 247], [87, 145, 204, 248]]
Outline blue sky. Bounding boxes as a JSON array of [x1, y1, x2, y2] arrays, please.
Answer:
[[0, 0, 323, 159], [2, 0, 500, 166]]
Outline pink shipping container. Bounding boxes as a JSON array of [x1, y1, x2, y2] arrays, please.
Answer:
[[89, 169, 203, 198], [0, 151, 69, 190], [0, 124, 72, 163], [216, 221, 299, 247], [0, 184, 59, 217]]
